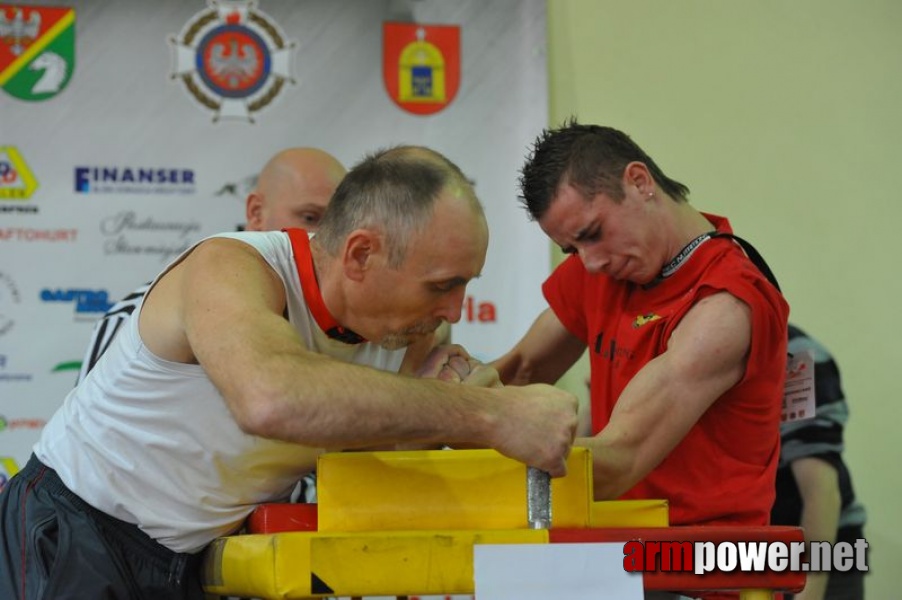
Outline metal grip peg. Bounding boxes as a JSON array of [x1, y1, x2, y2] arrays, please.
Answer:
[[526, 466, 552, 529]]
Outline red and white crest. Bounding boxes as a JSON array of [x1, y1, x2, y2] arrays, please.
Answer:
[[383, 22, 460, 116]]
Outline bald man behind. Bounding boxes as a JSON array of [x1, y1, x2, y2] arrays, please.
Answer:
[[76, 147, 347, 382], [245, 147, 347, 232]]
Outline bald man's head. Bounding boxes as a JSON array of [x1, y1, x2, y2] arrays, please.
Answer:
[[245, 148, 346, 232]]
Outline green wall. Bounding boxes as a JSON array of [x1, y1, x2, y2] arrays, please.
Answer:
[[547, 1, 901, 595]]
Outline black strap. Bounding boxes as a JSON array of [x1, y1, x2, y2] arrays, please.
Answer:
[[711, 232, 782, 293]]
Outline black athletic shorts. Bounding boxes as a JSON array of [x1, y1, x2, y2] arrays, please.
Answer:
[[0, 454, 206, 600]]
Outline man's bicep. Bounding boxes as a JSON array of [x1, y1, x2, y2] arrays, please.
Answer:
[[666, 291, 752, 396]]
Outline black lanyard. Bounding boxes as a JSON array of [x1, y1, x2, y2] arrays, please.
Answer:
[[710, 232, 782, 293], [648, 231, 782, 293]]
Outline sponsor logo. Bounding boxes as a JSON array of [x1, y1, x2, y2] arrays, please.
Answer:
[[100, 210, 201, 263], [0, 353, 33, 381], [632, 313, 661, 328], [0, 271, 20, 336], [169, 0, 295, 123], [74, 166, 196, 195], [0, 414, 46, 431], [0, 146, 39, 208], [39, 287, 113, 319], [383, 22, 460, 116], [0, 227, 77, 242], [0, 4, 76, 101], [0, 456, 20, 492], [215, 172, 258, 230], [461, 295, 496, 323], [592, 330, 635, 364], [51, 359, 80, 372], [214, 172, 257, 199]]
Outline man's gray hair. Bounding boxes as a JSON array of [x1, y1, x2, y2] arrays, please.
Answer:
[[315, 145, 480, 267]]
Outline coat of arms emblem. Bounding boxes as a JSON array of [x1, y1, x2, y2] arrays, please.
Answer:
[[169, 1, 294, 123], [0, 4, 75, 101]]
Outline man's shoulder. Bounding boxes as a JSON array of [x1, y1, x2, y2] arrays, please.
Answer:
[[698, 240, 787, 310]]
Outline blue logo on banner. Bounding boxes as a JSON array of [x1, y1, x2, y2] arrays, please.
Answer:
[[40, 288, 113, 314], [74, 166, 195, 194]]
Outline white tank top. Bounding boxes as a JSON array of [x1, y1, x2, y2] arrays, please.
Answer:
[[35, 230, 405, 553]]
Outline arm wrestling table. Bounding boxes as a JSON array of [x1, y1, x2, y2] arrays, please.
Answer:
[[200, 448, 805, 599]]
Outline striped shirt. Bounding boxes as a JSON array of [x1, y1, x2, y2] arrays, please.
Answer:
[[770, 324, 866, 541]]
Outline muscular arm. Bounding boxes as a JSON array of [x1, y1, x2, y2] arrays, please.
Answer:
[[492, 308, 586, 385], [141, 238, 578, 475], [577, 291, 752, 499], [791, 457, 841, 600]]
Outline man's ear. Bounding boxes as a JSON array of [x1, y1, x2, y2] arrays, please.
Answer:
[[342, 229, 381, 282], [245, 192, 264, 231], [623, 162, 654, 196]]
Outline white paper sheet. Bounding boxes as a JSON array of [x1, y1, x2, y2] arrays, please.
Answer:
[[474, 542, 644, 599]]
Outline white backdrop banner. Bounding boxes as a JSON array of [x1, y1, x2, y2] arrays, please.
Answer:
[[1, 0, 549, 509]]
